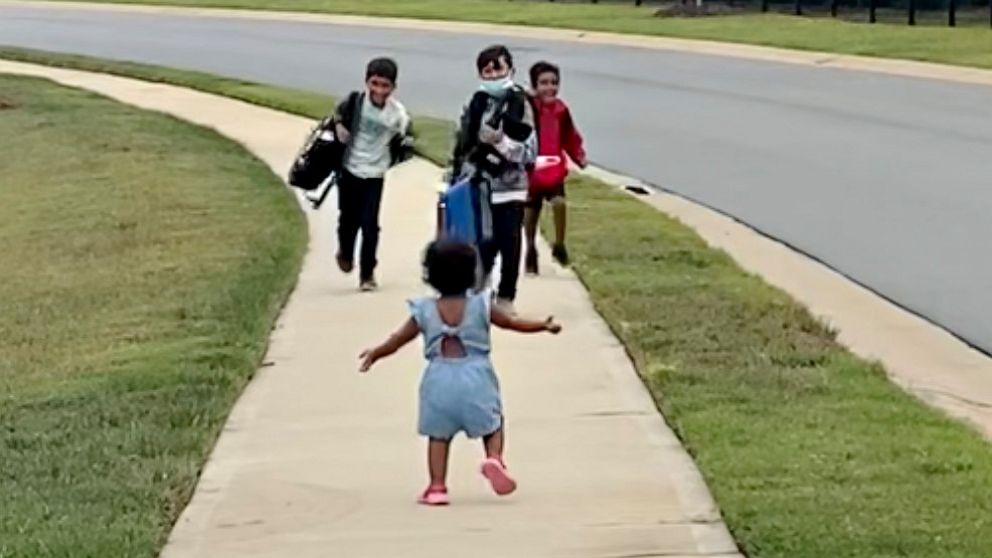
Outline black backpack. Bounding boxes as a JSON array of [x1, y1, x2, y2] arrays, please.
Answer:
[[454, 88, 532, 181], [287, 114, 346, 192], [287, 92, 363, 193]]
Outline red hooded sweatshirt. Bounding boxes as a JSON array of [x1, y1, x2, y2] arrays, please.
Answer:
[[531, 96, 586, 167]]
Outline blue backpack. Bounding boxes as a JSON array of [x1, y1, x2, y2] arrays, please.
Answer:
[[441, 177, 480, 246]]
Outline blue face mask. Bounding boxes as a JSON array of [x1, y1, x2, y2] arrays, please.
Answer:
[[480, 76, 513, 97]]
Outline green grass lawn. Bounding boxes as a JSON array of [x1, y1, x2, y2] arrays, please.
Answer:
[[562, 174, 992, 557], [4, 48, 992, 557], [0, 73, 305, 557], [29, 0, 992, 70]]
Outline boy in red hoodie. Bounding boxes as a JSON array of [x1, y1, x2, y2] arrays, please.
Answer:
[[523, 61, 586, 274]]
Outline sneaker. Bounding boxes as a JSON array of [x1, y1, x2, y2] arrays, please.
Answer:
[[417, 485, 450, 506], [480, 458, 517, 496], [336, 253, 354, 274], [359, 277, 378, 292], [551, 244, 570, 267], [524, 248, 539, 276]]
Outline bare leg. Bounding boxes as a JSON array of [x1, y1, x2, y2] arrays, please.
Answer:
[[428, 438, 451, 487], [550, 196, 570, 265], [551, 196, 567, 247], [524, 205, 540, 253], [482, 423, 505, 461]]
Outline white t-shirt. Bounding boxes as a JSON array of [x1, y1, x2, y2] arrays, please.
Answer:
[[345, 96, 410, 179]]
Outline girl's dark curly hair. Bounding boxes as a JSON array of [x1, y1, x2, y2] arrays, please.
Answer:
[[423, 239, 478, 296]]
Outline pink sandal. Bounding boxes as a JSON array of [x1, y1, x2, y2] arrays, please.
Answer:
[[418, 485, 450, 506], [480, 458, 517, 496]]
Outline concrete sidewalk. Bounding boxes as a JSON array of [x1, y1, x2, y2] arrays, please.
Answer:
[[0, 61, 740, 558]]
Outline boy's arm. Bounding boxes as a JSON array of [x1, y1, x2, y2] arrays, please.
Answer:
[[489, 96, 537, 166], [359, 317, 420, 372], [390, 109, 415, 165], [333, 95, 349, 123], [491, 306, 561, 334], [334, 92, 358, 143], [447, 102, 474, 183], [562, 107, 587, 168], [491, 129, 537, 166]]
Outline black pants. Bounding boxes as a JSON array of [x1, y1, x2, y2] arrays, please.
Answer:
[[480, 201, 524, 301], [337, 169, 384, 281]]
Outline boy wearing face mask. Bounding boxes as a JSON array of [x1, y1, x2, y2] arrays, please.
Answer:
[[449, 45, 537, 314]]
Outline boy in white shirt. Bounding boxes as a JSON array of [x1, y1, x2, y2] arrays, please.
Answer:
[[334, 57, 413, 291]]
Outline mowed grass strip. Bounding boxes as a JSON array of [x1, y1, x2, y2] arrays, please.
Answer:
[[0, 75, 305, 557], [552, 175, 992, 557], [0, 46, 457, 160], [26, 0, 992, 70], [5, 50, 992, 557]]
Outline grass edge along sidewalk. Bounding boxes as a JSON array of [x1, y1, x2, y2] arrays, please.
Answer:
[[21, 0, 992, 71], [4, 47, 992, 557], [0, 71, 306, 556]]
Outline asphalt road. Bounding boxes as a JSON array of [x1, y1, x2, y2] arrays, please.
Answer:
[[3, 4, 991, 353]]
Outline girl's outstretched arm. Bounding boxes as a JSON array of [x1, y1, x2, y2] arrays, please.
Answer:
[[359, 318, 420, 372], [491, 307, 562, 334]]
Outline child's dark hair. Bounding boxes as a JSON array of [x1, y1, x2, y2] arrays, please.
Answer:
[[529, 61, 560, 88], [476, 45, 514, 74], [423, 240, 478, 296], [366, 57, 399, 84]]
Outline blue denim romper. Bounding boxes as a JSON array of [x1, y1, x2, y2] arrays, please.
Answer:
[[408, 291, 502, 440]]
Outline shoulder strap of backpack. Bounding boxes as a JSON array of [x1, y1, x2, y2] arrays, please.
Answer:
[[348, 91, 363, 132], [333, 91, 361, 125], [527, 93, 540, 135]]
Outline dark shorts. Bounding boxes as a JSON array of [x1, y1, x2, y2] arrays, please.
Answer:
[[526, 183, 566, 208]]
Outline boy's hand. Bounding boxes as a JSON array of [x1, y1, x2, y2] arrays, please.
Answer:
[[335, 122, 351, 144], [544, 317, 562, 335], [479, 125, 503, 145], [358, 349, 378, 372]]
